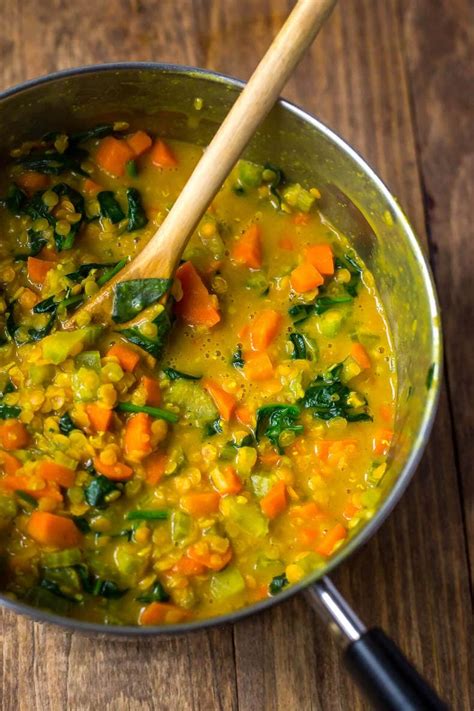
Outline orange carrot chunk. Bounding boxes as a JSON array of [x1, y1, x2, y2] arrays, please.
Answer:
[[142, 376, 161, 406], [107, 343, 141, 372], [36, 460, 76, 488], [27, 511, 82, 548], [248, 309, 281, 351], [86, 403, 113, 432], [145, 452, 167, 485], [232, 224, 262, 269], [180, 492, 220, 517], [139, 602, 188, 625], [0, 475, 62, 502], [0, 420, 29, 450], [290, 262, 324, 293], [244, 352, 274, 381], [235, 405, 253, 427], [187, 542, 232, 571], [126, 130, 153, 157], [260, 480, 287, 519], [289, 502, 321, 521], [82, 178, 102, 195], [304, 244, 334, 275], [150, 139, 178, 168], [174, 261, 220, 327], [210, 465, 243, 495], [0, 451, 21, 475], [172, 556, 206, 576], [95, 136, 134, 177], [202, 378, 237, 421], [124, 412, 153, 460], [93, 457, 133, 481], [27, 257, 55, 286], [316, 523, 347, 557], [16, 172, 50, 192], [351, 342, 371, 370]]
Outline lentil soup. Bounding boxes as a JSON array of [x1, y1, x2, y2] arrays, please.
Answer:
[[0, 124, 395, 625]]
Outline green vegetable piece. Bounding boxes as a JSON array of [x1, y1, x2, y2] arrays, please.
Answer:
[[15, 490, 38, 510], [281, 183, 315, 213], [126, 160, 138, 178], [289, 332, 307, 359], [96, 258, 127, 287], [39, 578, 81, 603], [114, 542, 148, 583], [116, 401, 178, 423], [0, 493, 18, 529], [426, 363, 435, 390], [300, 362, 372, 422], [204, 418, 223, 437], [171, 511, 192, 545], [231, 346, 245, 368], [256, 404, 303, 452], [127, 188, 148, 232], [164, 367, 201, 381], [120, 307, 171, 359], [59, 412, 76, 435], [334, 254, 363, 297], [112, 278, 172, 324], [318, 310, 344, 337], [33, 295, 57, 315], [166, 379, 217, 424], [269, 573, 289, 595], [70, 123, 114, 144], [42, 327, 101, 364], [5, 185, 27, 214], [210, 567, 245, 600], [84, 475, 120, 508], [66, 262, 116, 283], [75, 350, 101, 372], [98, 191, 125, 223], [221, 497, 268, 540], [126, 509, 169, 521], [29, 364, 54, 385], [136, 581, 170, 603], [51, 183, 85, 250], [41, 548, 82, 568], [238, 160, 263, 188], [92, 579, 127, 599], [250, 474, 275, 498], [0, 403, 21, 419], [17, 150, 88, 176]]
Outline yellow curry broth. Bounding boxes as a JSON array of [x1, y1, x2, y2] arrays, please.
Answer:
[[0, 127, 395, 625]]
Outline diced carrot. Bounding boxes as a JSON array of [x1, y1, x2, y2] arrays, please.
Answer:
[[36, 460, 75, 488], [304, 244, 334, 275], [150, 139, 178, 168], [238, 324, 250, 341], [249, 309, 281, 351], [342, 501, 361, 520], [0, 451, 21, 475], [86, 403, 113, 432], [126, 130, 153, 157], [95, 136, 134, 177], [16, 172, 50, 192], [18, 288, 39, 309], [107, 343, 141, 372], [0, 420, 29, 450], [258, 452, 281, 467], [292, 212, 311, 226], [278, 236, 295, 250], [187, 542, 232, 571], [93, 457, 133, 481], [373, 428, 394, 456], [235, 405, 253, 426], [83, 178, 102, 195], [139, 602, 188, 625], [180, 492, 220, 517], [244, 352, 273, 381], [124, 413, 153, 460], [315, 523, 347, 557], [351, 342, 371, 370], [145, 452, 168, 485], [232, 224, 262, 269], [298, 527, 320, 546], [260, 480, 287, 519], [142, 376, 161, 406], [210, 465, 242, 495], [379, 403, 394, 423], [314, 440, 331, 462], [202, 378, 237, 421], [27, 257, 54, 286], [289, 502, 321, 520], [174, 261, 220, 327], [172, 556, 206, 576], [290, 262, 324, 293], [27, 511, 82, 548], [0, 475, 62, 502]]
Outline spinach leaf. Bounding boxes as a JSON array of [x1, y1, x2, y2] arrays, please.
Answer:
[[256, 404, 303, 452], [27, 315, 56, 342], [16, 490, 38, 509], [5, 185, 27, 213], [289, 332, 307, 359], [33, 295, 57, 314], [263, 163, 285, 210], [231, 346, 245, 368], [116, 401, 178, 423], [59, 412, 76, 435], [6, 301, 54, 345], [17, 150, 87, 176], [91, 579, 127, 599], [334, 254, 363, 297], [66, 262, 117, 283], [112, 278, 172, 323], [84, 475, 121, 508], [96, 258, 127, 287], [126, 160, 138, 178], [0, 403, 21, 419], [98, 191, 125, 223], [71, 516, 91, 533], [300, 363, 372, 422], [269, 573, 289, 595], [51, 183, 85, 251], [220, 433, 256, 459], [70, 123, 115, 144], [27, 229, 48, 257], [120, 307, 171, 359], [204, 418, 223, 437], [163, 367, 201, 381], [126, 188, 148, 232], [126, 509, 170, 521], [136, 581, 170, 603], [39, 578, 80, 603], [289, 294, 353, 324]]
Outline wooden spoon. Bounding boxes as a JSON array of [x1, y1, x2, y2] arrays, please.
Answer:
[[67, 0, 337, 328]]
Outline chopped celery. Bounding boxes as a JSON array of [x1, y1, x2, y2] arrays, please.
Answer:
[[281, 183, 316, 213], [250, 473, 275, 498], [41, 548, 83, 568], [113, 542, 148, 584], [318, 310, 344, 338], [42, 327, 101, 364], [210, 566, 245, 600], [342, 356, 362, 382], [166, 380, 217, 424], [171, 510, 192, 545], [221, 497, 268, 539], [245, 273, 269, 296], [29, 364, 54, 385], [238, 161, 263, 188], [254, 555, 284, 578], [75, 350, 101, 372]]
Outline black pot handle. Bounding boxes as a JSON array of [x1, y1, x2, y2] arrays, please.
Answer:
[[305, 578, 449, 710]]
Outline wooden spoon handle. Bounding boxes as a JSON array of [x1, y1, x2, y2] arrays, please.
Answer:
[[69, 0, 337, 322]]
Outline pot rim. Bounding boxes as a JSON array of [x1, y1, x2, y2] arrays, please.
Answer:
[[0, 61, 442, 636]]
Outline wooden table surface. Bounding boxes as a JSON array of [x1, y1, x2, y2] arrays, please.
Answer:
[[0, 1, 472, 709]]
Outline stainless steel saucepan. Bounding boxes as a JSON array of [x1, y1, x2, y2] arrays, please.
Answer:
[[0, 64, 445, 710]]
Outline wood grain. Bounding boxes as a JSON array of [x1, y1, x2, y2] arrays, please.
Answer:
[[0, 1, 472, 710]]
